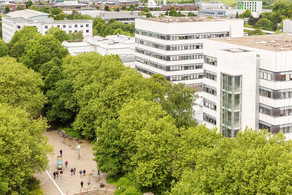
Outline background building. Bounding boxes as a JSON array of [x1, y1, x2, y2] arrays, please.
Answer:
[[135, 17, 243, 88], [283, 19, 292, 33], [237, 1, 262, 13], [2, 9, 92, 43], [202, 35, 292, 138]]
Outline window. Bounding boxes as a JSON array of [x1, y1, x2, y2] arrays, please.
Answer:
[[205, 56, 217, 66], [86, 30, 89, 33], [205, 71, 217, 81], [69, 30, 72, 33], [259, 88, 272, 98], [80, 25, 83, 27], [75, 24, 78, 28], [17, 26, 21, 29], [203, 99, 217, 111], [259, 104, 272, 116], [86, 24, 89, 27], [203, 113, 216, 125], [260, 70, 272, 80], [63, 25, 66, 28], [45, 26, 48, 29], [57, 25, 60, 28], [205, 85, 217, 96], [69, 26, 72, 28]]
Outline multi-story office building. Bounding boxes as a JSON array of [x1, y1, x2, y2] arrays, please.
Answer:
[[2, 9, 92, 43], [135, 17, 243, 86], [203, 35, 292, 137], [237, 1, 262, 13]]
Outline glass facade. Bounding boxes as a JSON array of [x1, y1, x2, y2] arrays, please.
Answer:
[[220, 74, 242, 137]]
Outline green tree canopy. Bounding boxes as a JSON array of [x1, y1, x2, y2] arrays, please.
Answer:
[[240, 9, 252, 18], [20, 35, 68, 72], [0, 103, 53, 194], [46, 27, 70, 42], [0, 57, 47, 117], [256, 18, 275, 31], [0, 38, 8, 57], [8, 26, 41, 59], [171, 129, 292, 194]]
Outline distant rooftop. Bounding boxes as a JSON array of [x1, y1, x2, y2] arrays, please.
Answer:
[[6, 9, 49, 19], [141, 17, 224, 23], [214, 34, 292, 52]]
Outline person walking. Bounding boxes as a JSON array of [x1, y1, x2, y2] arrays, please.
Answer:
[[60, 149, 63, 156], [83, 169, 86, 176], [53, 171, 56, 179], [56, 170, 59, 178], [65, 161, 68, 168], [73, 168, 76, 175], [80, 181, 84, 188], [70, 168, 74, 176], [87, 178, 91, 189], [79, 170, 82, 178]]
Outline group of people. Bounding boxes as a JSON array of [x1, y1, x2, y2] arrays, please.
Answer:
[[52, 149, 92, 190]]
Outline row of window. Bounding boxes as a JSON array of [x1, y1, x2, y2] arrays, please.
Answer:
[[260, 70, 292, 81], [45, 24, 90, 29], [259, 104, 292, 117], [203, 113, 217, 125], [136, 57, 203, 71], [259, 122, 292, 134], [260, 88, 292, 99], [203, 99, 217, 111], [204, 85, 217, 96], [205, 71, 217, 81], [168, 73, 203, 81], [280, 125, 292, 133], [136, 38, 203, 51], [136, 48, 203, 61], [136, 29, 229, 41], [204, 56, 217, 66], [45, 30, 89, 34]]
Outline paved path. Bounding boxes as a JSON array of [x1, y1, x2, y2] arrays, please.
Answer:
[[36, 130, 116, 195]]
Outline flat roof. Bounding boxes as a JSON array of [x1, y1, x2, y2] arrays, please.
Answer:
[[6, 9, 49, 19], [213, 34, 292, 52], [140, 17, 225, 23]]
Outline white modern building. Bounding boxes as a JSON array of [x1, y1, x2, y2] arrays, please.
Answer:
[[237, 1, 262, 13], [198, 1, 225, 10], [2, 9, 92, 43], [283, 19, 292, 33], [135, 17, 243, 87], [202, 34, 292, 138], [64, 10, 141, 24], [62, 34, 135, 68]]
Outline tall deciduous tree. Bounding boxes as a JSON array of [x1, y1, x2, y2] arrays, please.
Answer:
[[0, 57, 47, 117], [162, 83, 197, 128], [0, 103, 53, 194], [20, 35, 68, 72], [171, 129, 292, 194]]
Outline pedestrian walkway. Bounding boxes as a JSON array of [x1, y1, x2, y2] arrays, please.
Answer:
[[36, 130, 116, 195]]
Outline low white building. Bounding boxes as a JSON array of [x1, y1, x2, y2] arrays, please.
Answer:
[[62, 34, 135, 68], [202, 34, 292, 138], [2, 9, 92, 43]]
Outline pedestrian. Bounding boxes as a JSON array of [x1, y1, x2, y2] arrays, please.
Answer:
[[87, 178, 91, 189], [65, 161, 68, 168], [53, 171, 56, 179], [73, 168, 76, 175], [79, 170, 82, 178], [70, 168, 74, 176], [80, 181, 84, 188], [83, 169, 86, 176], [60, 149, 63, 156], [56, 170, 59, 178]]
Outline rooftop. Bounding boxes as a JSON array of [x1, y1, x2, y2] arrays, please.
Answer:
[[214, 34, 292, 52], [6, 9, 49, 19], [141, 17, 224, 23]]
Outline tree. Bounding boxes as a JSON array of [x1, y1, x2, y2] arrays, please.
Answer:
[[142, 6, 149, 12], [20, 35, 69, 72], [25, 0, 33, 8], [47, 27, 70, 42], [154, 7, 160, 11], [5, 6, 10, 14], [180, 7, 186, 11], [187, 12, 197, 17], [240, 9, 252, 18], [0, 38, 8, 57], [121, 5, 127, 10], [236, 11, 239, 18], [247, 29, 265, 36], [0, 57, 47, 117], [104, 5, 110, 11], [8, 26, 41, 59], [17, 5, 24, 10], [68, 31, 83, 41], [172, 125, 222, 180], [248, 15, 258, 26], [171, 129, 292, 194], [256, 18, 275, 31], [128, 5, 135, 11], [162, 83, 197, 128], [0, 103, 53, 194]]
